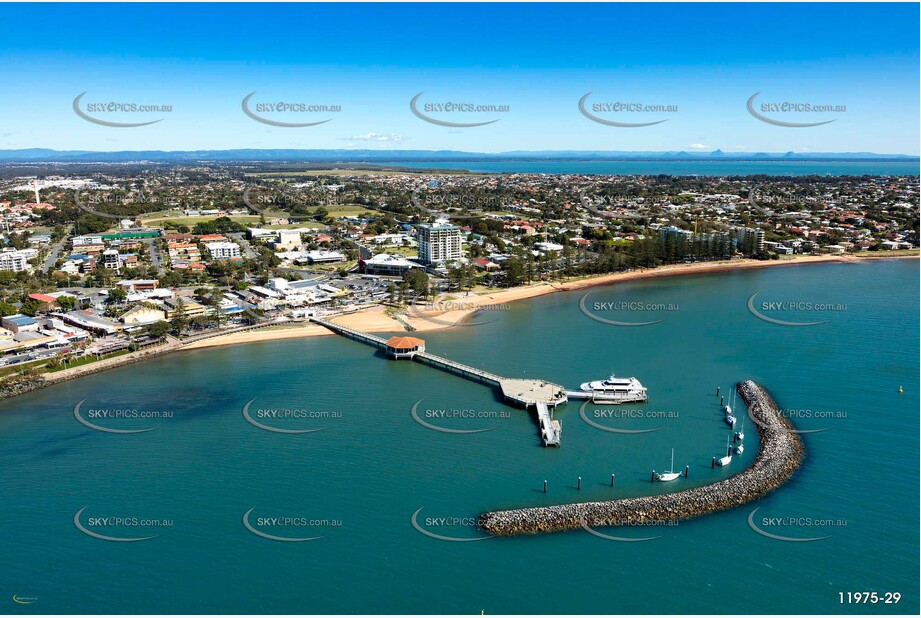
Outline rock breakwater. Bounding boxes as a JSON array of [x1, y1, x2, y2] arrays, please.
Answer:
[[479, 381, 803, 536]]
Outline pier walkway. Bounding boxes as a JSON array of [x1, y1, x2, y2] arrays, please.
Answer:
[[308, 317, 390, 349], [414, 350, 502, 386], [309, 316, 567, 445], [535, 402, 561, 446]]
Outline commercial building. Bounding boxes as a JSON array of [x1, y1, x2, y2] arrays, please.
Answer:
[[417, 224, 462, 264], [162, 297, 211, 318], [1, 314, 39, 334], [72, 235, 104, 247], [117, 279, 159, 292], [303, 250, 344, 264], [120, 305, 167, 325], [274, 230, 302, 251], [100, 230, 160, 240], [361, 253, 419, 276], [58, 310, 120, 335]]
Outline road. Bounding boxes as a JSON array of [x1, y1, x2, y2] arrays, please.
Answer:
[[0, 347, 62, 368], [142, 238, 164, 274], [228, 233, 257, 258], [42, 228, 72, 272]]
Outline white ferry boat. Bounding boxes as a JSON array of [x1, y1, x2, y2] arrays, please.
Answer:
[[579, 374, 648, 403]]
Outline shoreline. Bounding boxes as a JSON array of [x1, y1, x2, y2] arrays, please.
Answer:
[[478, 381, 804, 536], [0, 252, 915, 401], [181, 251, 917, 351]]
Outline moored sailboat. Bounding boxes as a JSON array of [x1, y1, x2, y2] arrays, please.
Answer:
[[716, 435, 732, 466], [655, 448, 682, 482]]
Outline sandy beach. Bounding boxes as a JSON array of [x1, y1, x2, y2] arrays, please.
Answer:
[[181, 252, 917, 351], [0, 250, 914, 401]]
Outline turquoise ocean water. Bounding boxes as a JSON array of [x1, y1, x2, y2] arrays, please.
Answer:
[[374, 159, 920, 176], [0, 259, 917, 614]]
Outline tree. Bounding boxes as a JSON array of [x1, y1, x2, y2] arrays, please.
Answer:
[[203, 292, 226, 327], [0, 300, 18, 316], [107, 287, 128, 304], [402, 269, 429, 299], [503, 258, 525, 287], [56, 295, 76, 311], [19, 297, 42, 317], [170, 298, 189, 333], [446, 264, 466, 290], [190, 315, 213, 329]]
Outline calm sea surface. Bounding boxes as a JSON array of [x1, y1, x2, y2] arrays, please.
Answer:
[[1, 259, 917, 614], [375, 159, 920, 176]]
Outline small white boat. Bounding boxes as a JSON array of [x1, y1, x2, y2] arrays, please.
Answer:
[[734, 418, 745, 442], [723, 388, 736, 415], [734, 444, 744, 455], [725, 414, 736, 427], [655, 448, 682, 482], [716, 436, 732, 466]]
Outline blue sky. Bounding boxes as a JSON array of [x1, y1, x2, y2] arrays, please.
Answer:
[[0, 3, 918, 154]]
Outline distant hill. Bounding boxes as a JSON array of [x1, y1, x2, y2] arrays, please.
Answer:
[[0, 148, 916, 163]]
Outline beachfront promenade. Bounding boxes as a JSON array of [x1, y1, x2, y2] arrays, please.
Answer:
[[308, 316, 566, 446]]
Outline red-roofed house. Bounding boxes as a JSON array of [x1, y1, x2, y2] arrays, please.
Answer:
[[28, 293, 57, 304], [474, 258, 500, 271]]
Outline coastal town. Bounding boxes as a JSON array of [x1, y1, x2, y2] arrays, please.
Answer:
[[0, 165, 918, 387], [2, 1, 919, 614]]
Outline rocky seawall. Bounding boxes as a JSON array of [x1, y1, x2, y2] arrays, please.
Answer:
[[0, 343, 178, 402], [479, 381, 804, 536]]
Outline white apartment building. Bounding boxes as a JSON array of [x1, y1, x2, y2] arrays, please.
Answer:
[[101, 249, 121, 271], [733, 227, 766, 251], [0, 249, 30, 272], [417, 224, 462, 265], [207, 241, 242, 260]]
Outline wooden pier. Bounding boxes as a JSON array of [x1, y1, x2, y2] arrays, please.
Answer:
[[308, 317, 391, 349], [309, 316, 566, 446]]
